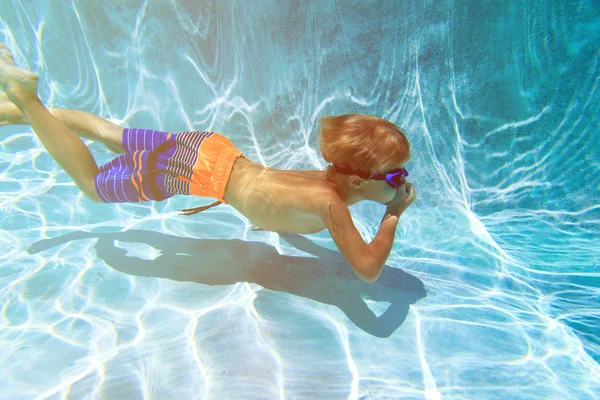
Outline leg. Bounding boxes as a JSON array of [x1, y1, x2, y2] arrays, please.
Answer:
[[0, 44, 102, 202], [1, 91, 126, 154]]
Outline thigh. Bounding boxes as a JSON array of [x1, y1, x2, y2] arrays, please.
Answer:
[[50, 108, 127, 154]]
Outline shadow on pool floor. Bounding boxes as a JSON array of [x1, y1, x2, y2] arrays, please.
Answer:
[[28, 229, 427, 338]]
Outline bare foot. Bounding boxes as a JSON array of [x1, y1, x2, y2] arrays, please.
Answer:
[[0, 44, 39, 106]]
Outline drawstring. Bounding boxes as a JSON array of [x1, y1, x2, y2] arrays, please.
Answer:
[[178, 200, 222, 215]]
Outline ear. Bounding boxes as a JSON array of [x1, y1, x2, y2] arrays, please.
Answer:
[[348, 175, 368, 189]]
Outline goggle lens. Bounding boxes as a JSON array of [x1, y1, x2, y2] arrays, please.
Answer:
[[386, 168, 408, 188], [392, 169, 408, 186]]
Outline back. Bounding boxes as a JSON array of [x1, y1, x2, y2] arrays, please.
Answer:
[[225, 158, 336, 234]]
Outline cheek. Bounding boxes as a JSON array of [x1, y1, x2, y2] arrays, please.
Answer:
[[384, 185, 398, 200]]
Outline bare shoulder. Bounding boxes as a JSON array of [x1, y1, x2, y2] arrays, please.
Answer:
[[294, 178, 346, 233], [289, 172, 343, 214]]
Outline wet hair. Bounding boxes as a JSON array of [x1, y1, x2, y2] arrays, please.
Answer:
[[317, 114, 410, 180]]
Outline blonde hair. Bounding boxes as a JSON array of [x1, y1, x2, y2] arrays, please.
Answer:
[[317, 114, 410, 180]]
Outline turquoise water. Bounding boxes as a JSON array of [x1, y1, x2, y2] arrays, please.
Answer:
[[1, 1, 599, 399]]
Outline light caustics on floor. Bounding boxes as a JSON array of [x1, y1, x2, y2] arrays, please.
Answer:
[[0, 1, 599, 399]]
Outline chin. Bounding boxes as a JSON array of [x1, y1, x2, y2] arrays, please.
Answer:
[[383, 191, 398, 204], [380, 196, 394, 205]]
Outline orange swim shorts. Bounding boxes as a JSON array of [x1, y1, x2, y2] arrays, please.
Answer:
[[94, 128, 245, 204]]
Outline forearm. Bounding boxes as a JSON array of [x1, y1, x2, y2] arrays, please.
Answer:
[[368, 209, 402, 279]]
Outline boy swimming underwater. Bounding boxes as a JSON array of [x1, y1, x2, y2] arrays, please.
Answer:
[[0, 44, 416, 283]]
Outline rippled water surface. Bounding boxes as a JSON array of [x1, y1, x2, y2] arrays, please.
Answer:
[[1, 1, 599, 399]]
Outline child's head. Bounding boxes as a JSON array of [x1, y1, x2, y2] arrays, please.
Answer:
[[318, 113, 410, 181]]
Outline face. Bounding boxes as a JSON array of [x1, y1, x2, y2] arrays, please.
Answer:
[[352, 162, 408, 204]]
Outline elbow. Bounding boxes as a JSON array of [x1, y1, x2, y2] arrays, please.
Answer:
[[360, 274, 378, 284], [361, 271, 380, 284], [357, 262, 382, 283], [347, 247, 383, 283]]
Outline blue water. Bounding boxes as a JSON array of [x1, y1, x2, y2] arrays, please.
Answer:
[[1, 1, 599, 399]]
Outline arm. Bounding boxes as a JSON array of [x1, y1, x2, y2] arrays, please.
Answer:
[[369, 210, 401, 281], [322, 199, 401, 282], [321, 183, 415, 283]]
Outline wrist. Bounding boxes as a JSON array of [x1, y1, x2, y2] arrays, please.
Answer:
[[385, 207, 404, 218]]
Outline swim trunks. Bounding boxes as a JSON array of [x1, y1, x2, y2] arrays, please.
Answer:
[[94, 128, 244, 204]]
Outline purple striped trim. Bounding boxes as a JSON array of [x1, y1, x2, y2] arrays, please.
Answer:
[[122, 128, 171, 152]]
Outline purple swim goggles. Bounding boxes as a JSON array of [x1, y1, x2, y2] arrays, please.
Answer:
[[333, 164, 409, 188]]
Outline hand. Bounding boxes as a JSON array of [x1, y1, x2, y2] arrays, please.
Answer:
[[386, 182, 416, 216]]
